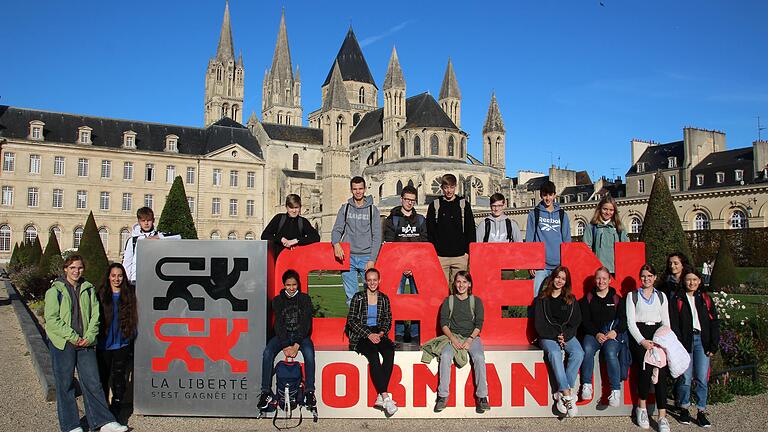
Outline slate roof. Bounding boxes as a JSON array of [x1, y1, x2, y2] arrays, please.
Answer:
[[690, 147, 755, 189], [261, 123, 323, 145], [525, 175, 550, 192], [0, 106, 263, 158], [438, 59, 461, 100], [322, 27, 377, 89], [561, 184, 594, 202], [349, 93, 459, 143], [627, 141, 684, 176]]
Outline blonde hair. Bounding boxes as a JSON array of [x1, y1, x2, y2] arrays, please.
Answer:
[[590, 195, 623, 232]]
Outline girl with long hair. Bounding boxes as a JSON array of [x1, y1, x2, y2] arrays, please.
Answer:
[[534, 265, 584, 417], [582, 195, 629, 274], [659, 252, 692, 296], [96, 263, 138, 419]]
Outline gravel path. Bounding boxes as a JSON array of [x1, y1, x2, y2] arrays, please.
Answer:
[[2, 282, 765, 432]]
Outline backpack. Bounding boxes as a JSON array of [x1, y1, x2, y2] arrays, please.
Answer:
[[274, 359, 304, 412], [631, 289, 665, 306], [340, 203, 373, 240], [483, 218, 514, 242], [448, 294, 475, 321], [277, 214, 305, 238], [532, 207, 566, 242], [675, 292, 716, 321], [433, 197, 466, 233], [590, 223, 622, 253]]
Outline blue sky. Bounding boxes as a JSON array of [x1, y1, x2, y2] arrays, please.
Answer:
[[2, 0, 766, 181]]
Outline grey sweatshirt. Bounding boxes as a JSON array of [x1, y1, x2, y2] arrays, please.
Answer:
[[476, 215, 522, 242], [331, 195, 382, 261]]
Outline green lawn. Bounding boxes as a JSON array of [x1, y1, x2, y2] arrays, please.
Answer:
[[726, 294, 767, 321], [734, 267, 768, 286], [307, 272, 351, 317]]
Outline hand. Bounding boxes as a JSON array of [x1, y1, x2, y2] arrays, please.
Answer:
[[365, 260, 375, 271], [557, 334, 565, 345], [706, 351, 714, 357], [147, 235, 160, 240], [281, 237, 291, 247], [75, 338, 89, 347], [451, 336, 463, 350], [528, 269, 536, 278], [333, 243, 345, 261], [368, 333, 381, 344], [282, 347, 293, 357], [641, 340, 654, 350], [596, 333, 607, 344], [403, 270, 413, 276], [461, 338, 473, 350], [605, 330, 617, 340]]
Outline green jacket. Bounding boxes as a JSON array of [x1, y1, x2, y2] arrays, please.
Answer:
[[44, 279, 100, 350], [582, 221, 629, 273], [420, 334, 469, 368]]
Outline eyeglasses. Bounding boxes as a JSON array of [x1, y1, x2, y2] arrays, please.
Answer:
[[490, 204, 505, 209], [402, 198, 416, 203]]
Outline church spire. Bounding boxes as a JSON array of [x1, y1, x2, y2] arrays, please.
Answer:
[[383, 46, 405, 90], [482, 92, 506, 171], [216, 0, 235, 61], [269, 8, 293, 83], [439, 58, 461, 100], [262, 8, 302, 125], [324, 61, 352, 111], [483, 92, 505, 134]]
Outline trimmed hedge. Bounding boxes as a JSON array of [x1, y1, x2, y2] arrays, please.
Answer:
[[687, 228, 768, 267]]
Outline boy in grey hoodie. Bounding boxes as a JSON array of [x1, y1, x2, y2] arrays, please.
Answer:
[[332, 176, 382, 305], [525, 181, 571, 297], [476, 193, 522, 243]]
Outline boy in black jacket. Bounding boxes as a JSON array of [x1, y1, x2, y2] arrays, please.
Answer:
[[257, 270, 316, 410]]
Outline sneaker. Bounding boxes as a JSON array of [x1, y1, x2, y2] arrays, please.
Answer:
[[476, 397, 490, 413], [100, 422, 128, 432], [68, 428, 84, 432], [305, 391, 317, 408], [580, 383, 593, 400], [555, 392, 567, 415], [658, 416, 671, 432], [562, 395, 578, 417], [434, 396, 448, 412], [374, 393, 385, 408], [678, 408, 691, 425], [697, 411, 711, 428], [608, 389, 621, 407], [257, 392, 272, 410], [636, 408, 650, 429], [383, 396, 398, 416]]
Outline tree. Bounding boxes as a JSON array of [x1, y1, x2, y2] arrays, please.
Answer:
[[78, 211, 109, 289], [710, 233, 738, 291], [40, 229, 63, 276], [28, 235, 43, 268], [8, 242, 20, 271], [157, 175, 198, 239], [639, 171, 693, 272], [16, 239, 31, 267]]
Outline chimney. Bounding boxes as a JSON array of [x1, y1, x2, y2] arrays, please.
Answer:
[[754, 140, 768, 178]]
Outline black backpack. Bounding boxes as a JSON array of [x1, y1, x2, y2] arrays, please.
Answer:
[[483, 218, 515, 242], [274, 359, 304, 411]]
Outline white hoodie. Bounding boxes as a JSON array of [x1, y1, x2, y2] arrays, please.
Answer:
[[122, 223, 181, 283]]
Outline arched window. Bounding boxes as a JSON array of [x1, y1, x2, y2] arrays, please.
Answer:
[[73, 226, 84, 249], [396, 180, 403, 196], [232, 105, 239, 121], [413, 136, 421, 155], [244, 232, 255, 240], [353, 113, 361, 126], [210, 231, 221, 240], [399, 138, 406, 157], [292, 153, 299, 170], [694, 212, 710, 230], [24, 225, 37, 244], [378, 184, 384, 198], [407, 179, 414, 189], [576, 221, 586, 237], [430, 134, 439, 155], [98, 227, 109, 253], [630, 217, 642, 234], [120, 228, 131, 251], [730, 210, 747, 229], [487, 137, 493, 165], [448, 136, 455, 157], [358, 87, 365, 104], [228, 232, 237, 240], [461, 137, 466, 158], [335, 116, 344, 146], [0, 224, 10, 252]]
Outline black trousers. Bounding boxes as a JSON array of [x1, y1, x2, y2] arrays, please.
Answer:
[[97, 344, 133, 404], [356, 335, 395, 395], [631, 323, 668, 410]]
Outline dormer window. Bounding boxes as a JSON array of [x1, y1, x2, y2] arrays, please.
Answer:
[[165, 135, 179, 153], [29, 120, 45, 141], [78, 126, 93, 144], [668, 157, 677, 168], [637, 162, 646, 173], [716, 172, 725, 184], [735, 169, 744, 182], [123, 131, 137, 149], [696, 174, 704, 186]]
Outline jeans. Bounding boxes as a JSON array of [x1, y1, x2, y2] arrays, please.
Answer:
[[356, 336, 395, 394], [676, 334, 709, 410], [438, 337, 488, 398], [50, 342, 115, 432], [395, 274, 420, 337], [540, 337, 584, 392], [96, 344, 133, 405], [580, 334, 621, 391], [342, 255, 370, 306], [533, 269, 552, 298], [261, 336, 316, 392]]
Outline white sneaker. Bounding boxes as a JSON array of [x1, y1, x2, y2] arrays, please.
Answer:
[[374, 394, 384, 408], [562, 395, 578, 417], [383, 396, 398, 416], [100, 422, 128, 432], [555, 392, 567, 414], [580, 383, 593, 400], [636, 408, 650, 429], [658, 416, 671, 432], [68, 428, 84, 432], [607, 389, 621, 407]]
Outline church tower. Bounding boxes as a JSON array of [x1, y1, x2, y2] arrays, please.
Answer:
[[261, 9, 302, 126], [319, 62, 353, 240], [382, 46, 406, 151], [482, 92, 506, 172], [438, 58, 461, 128], [204, 0, 245, 126]]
